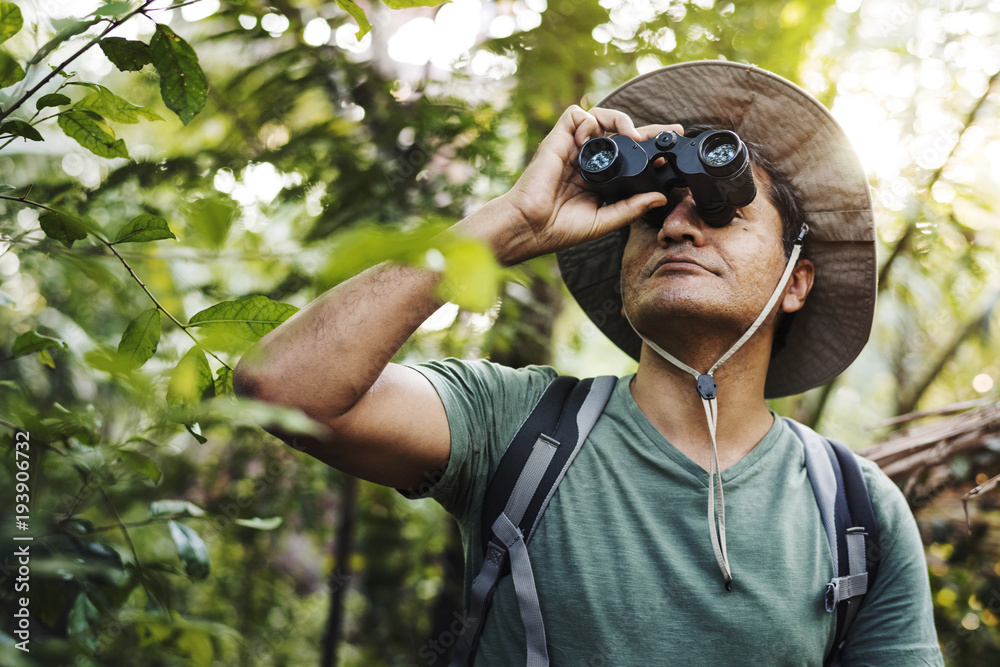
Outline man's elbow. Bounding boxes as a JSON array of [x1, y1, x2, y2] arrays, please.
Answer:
[[233, 351, 269, 402]]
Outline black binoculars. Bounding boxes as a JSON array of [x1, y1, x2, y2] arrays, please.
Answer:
[[577, 129, 756, 227]]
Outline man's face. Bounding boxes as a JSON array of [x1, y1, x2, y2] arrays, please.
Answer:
[[620, 171, 802, 340]]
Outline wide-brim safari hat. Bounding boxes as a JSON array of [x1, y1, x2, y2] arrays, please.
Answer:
[[556, 60, 877, 398]]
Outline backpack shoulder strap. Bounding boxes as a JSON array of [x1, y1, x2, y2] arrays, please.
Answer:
[[451, 375, 617, 667], [783, 418, 881, 667]]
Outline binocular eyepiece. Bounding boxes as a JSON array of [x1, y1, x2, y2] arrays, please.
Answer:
[[578, 129, 756, 227]]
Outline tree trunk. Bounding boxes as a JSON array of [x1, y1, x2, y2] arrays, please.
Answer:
[[320, 474, 358, 667]]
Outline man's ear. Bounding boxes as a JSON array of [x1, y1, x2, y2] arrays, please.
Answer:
[[781, 259, 814, 314]]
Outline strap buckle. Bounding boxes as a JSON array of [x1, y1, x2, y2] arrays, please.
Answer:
[[794, 223, 809, 245], [824, 581, 838, 613]]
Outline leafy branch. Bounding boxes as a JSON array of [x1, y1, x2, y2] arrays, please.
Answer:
[[0, 192, 233, 370], [0, 0, 159, 123], [100, 486, 169, 613]]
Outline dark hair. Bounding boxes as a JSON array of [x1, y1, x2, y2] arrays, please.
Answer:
[[685, 124, 807, 260]]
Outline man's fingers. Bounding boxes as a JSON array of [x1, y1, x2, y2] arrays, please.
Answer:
[[561, 106, 685, 153], [593, 192, 668, 235], [634, 123, 685, 141], [588, 106, 641, 141], [566, 106, 642, 147]]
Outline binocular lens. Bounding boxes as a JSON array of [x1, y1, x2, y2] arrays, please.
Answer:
[[579, 137, 619, 183], [703, 142, 737, 167], [585, 149, 616, 172]]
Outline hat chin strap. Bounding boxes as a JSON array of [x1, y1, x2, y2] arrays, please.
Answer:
[[622, 226, 807, 590]]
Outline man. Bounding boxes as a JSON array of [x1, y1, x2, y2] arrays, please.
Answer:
[[234, 61, 942, 665]]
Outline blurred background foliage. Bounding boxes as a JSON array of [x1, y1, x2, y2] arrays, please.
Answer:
[[0, 0, 998, 664]]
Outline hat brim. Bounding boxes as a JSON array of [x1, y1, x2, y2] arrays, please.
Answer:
[[556, 61, 877, 398]]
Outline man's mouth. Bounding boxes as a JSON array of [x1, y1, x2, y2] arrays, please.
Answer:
[[651, 254, 714, 275]]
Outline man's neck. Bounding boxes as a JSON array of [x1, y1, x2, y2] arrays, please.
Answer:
[[629, 335, 775, 472]]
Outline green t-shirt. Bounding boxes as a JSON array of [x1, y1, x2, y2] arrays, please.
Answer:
[[408, 358, 942, 666]]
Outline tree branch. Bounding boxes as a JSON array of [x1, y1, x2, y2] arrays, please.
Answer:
[[877, 69, 1000, 292], [895, 288, 1000, 416]]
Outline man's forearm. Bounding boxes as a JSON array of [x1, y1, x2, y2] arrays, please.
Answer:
[[233, 195, 524, 423]]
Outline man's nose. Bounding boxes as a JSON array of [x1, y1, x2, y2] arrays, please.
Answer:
[[656, 189, 706, 246]]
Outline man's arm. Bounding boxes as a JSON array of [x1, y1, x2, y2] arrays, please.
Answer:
[[232, 198, 523, 490], [233, 106, 675, 490]]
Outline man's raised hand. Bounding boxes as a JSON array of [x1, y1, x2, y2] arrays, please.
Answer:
[[498, 105, 681, 264]]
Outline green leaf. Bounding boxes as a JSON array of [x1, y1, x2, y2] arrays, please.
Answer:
[[28, 19, 94, 65], [74, 84, 163, 124], [334, 0, 372, 39], [0, 49, 24, 88], [436, 237, 501, 312], [167, 520, 210, 580], [37, 92, 71, 109], [99, 36, 152, 71], [234, 516, 283, 530], [150, 24, 207, 125], [37, 348, 55, 369], [116, 308, 161, 370], [167, 347, 214, 421], [57, 109, 129, 159], [188, 296, 298, 352], [93, 1, 133, 17], [180, 195, 237, 249], [113, 213, 176, 244], [12, 330, 67, 357], [380, 0, 451, 8], [214, 366, 233, 397], [83, 345, 132, 375], [66, 593, 101, 650], [0, 120, 42, 141], [185, 423, 208, 444], [0, 2, 23, 46], [175, 628, 214, 667], [149, 499, 205, 518], [39, 210, 89, 248], [116, 449, 162, 485]]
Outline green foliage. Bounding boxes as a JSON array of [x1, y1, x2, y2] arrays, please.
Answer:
[[72, 83, 163, 124], [36, 92, 71, 109], [335, 0, 372, 39], [38, 210, 89, 248], [11, 330, 68, 368], [0, 48, 23, 87], [113, 214, 177, 244], [2, 0, 998, 665], [0, 119, 41, 141], [150, 499, 207, 519], [57, 109, 130, 159], [0, 2, 23, 45], [188, 296, 299, 353], [116, 307, 161, 370], [93, 2, 134, 19], [149, 24, 207, 125], [168, 520, 212, 579], [99, 37, 152, 72], [167, 347, 215, 421]]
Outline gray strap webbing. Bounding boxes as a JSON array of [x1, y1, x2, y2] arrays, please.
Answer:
[[450, 435, 558, 667], [787, 419, 840, 576], [506, 435, 560, 525], [493, 512, 549, 667], [827, 529, 869, 609], [528, 376, 616, 541], [451, 376, 615, 666], [450, 542, 506, 667]]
